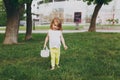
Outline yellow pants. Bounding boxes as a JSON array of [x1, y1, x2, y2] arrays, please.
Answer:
[[50, 48, 60, 67]]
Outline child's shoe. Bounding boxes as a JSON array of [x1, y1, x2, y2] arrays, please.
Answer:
[[50, 66, 55, 70], [56, 65, 60, 68]]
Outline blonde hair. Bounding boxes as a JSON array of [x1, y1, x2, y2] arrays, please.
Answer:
[[50, 17, 62, 30]]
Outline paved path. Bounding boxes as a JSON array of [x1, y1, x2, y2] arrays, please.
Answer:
[[0, 30, 120, 33]]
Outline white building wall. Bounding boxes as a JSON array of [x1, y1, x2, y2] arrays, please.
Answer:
[[31, 0, 120, 25], [64, 1, 87, 23]]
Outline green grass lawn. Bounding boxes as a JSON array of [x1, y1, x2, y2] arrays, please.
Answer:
[[0, 24, 120, 31], [0, 25, 83, 31], [0, 32, 120, 80]]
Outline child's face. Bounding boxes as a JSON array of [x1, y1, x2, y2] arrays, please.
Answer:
[[52, 23, 59, 30]]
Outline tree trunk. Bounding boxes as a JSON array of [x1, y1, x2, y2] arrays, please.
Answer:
[[3, 0, 24, 44], [88, 3, 103, 32], [25, 2, 32, 40], [3, 11, 19, 44], [3, 0, 20, 44]]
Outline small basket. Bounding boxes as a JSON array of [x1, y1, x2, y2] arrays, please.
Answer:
[[40, 47, 49, 57]]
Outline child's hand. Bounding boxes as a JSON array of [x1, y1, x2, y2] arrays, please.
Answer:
[[64, 45, 68, 50]]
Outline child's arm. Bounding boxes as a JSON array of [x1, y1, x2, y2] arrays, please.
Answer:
[[44, 33, 49, 48], [60, 33, 68, 50]]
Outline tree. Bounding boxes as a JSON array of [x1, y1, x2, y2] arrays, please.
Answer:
[[25, 0, 49, 40], [3, 0, 48, 44], [3, 0, 24, 44], [83, 0, 112, 32], [25, 0, 33, 40]]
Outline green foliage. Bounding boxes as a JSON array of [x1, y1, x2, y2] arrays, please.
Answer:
[[3, 0, 20, 11], [14, 0, 33, 5], [37, 0, 51, 5], [106, 19, 119, 24], [0, 12, 7, 26], [44, 0, 50, 3], [3, 0, 32, 10], [18, 0, 33, 4], [0, 0, 6, 26], [0, 33, 120, 80], [83, 0, 112, 5], [10, 0, 20, 8]]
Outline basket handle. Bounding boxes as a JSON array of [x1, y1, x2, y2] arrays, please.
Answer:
[[43, 46, 49, 50]]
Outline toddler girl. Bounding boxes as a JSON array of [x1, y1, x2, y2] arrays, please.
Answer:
[[43, 17, 68, 70]]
